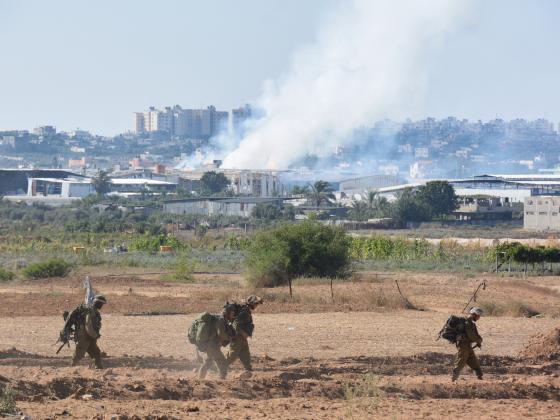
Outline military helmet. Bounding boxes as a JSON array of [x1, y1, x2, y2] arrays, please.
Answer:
[[246, 295, 263, 306], [223, 302, 239, 316], [93, 294, 107, 305], [469, 307, 483, 316]]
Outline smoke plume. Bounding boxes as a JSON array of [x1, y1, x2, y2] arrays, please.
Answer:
[[223, 0, 469, 170]]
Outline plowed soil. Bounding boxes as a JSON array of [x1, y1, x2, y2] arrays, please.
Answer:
[[1, 271, 559, 419]]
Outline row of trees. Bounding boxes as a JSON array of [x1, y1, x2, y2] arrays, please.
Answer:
[[348, 181, 459, 223]]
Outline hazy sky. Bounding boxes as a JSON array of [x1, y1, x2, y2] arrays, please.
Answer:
[[1, 0, 559, 135]]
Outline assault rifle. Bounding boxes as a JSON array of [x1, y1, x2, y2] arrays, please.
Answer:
[[55, 310, 74, 354]]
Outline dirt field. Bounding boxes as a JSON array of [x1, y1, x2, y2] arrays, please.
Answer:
[[1, 271, 559, 419]]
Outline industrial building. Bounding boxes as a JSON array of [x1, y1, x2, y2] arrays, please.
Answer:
[[524, 196, 560, 231], [338, 174, 405, 197], [163, 197, 283, 218], [377, 174, 560, 203], [175, 168, 282, 197], [3, 175, 177, 205], [0, 169, 85, 195]]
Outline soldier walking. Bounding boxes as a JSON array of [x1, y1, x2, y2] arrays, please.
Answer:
[[59, 295, 107, 369], [452, 307, 484, 382], [226, 295, 263, 379], [197, 303, 238, 380]]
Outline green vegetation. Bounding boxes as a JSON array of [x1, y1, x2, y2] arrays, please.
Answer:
[[307, 180, 336, 206], [200, 171, 230, 195], [0, 267, 15, 281], [22, 259, 72, 279], [246, 221, 351, 288], [129, 234, 187, 252], [493, 242, 560, 273], [0, 386, 17, 416], [167, 254, 196, 282], [347, 181, 459, 223], [91, 170, 111, 195]]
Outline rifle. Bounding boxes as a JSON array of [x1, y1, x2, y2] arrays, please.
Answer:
[[55, 310, 75, 354]]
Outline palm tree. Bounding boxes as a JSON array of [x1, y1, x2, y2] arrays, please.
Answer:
[[308, 180, 335, 207], [92, 170, 111, 195], [349, 200, 370, 221], [365, 190, 378, 209]]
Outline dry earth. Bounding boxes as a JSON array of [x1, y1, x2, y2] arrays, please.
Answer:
[[0, 271, 559, 419]]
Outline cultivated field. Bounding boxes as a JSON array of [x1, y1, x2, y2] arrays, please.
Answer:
[[1, 271, 559, 419]]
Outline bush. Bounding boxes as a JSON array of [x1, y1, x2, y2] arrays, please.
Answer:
[[245, 221, 351, 287], [0, 386, 17, 415], [167, 255, 196, 282], [0, 267, 15, 282], [22, 259, 72, 279]]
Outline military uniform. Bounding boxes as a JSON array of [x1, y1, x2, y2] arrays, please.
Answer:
[[198, 316, 231, 380], [226, 304, 254, 373], [452, 317, 483, 380], [72, 307, 103, 369]]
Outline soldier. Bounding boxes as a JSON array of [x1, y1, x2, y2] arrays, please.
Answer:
[[226, 295, 263, 379], [197, 303, 238, 380], [72, 294, 107, 369], [452, 307, 484, 382]]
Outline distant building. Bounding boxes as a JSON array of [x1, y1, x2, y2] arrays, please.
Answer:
[[339, 174, 404, 197], [33, 126, 56, 136], [524, 196, 560, 231], [163, 197, 283, 217], [133, 105, 228, 138]]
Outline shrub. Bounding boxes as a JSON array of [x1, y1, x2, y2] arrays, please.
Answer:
[[245, 221, 351, 287], [129, 234, 187, 252], [22, 259, 72, 279], [0, 386, 17, 415], [0, 267, 15, 282], [167, 255, 196, 282]]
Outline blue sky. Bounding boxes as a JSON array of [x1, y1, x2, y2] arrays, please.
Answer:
[[1, 0, 559, 135]]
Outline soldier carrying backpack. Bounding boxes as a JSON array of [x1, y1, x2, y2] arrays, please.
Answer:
[[188, 303, 238, 379], [57, 294, 107, 369], [437, 307, 484, 382]]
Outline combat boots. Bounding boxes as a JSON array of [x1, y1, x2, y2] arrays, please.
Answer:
[[474, 369, 483, 380]]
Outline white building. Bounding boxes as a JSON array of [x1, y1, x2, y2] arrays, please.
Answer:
[[524, 196, 560, 231]]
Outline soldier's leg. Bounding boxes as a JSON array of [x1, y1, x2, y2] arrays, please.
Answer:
[[226, 339, 242, 366], [71, 336, 89, 366], [239, 340, 253, 378], [198, 352, 212, 380], [466, 349, 482, 379], [86, 340, 103, 369], [206, 345, 228, 379], [452, 345, 469, 381]]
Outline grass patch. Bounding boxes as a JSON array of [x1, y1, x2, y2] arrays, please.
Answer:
[[0, 386, 17, 415], [480, 300, 541, 317], [0, 267, 15, 282], [22, 259, 72, 279], [344, 373, 382, 418], [166, 255, 196, 283]]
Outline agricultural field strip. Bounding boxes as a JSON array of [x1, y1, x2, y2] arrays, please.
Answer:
[[0, 313, 556, 360]]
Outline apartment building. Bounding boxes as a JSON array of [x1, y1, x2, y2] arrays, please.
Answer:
[[133, 105, 228, 139]]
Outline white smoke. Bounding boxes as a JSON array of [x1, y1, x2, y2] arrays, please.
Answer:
[[223, 0, 470, 169]]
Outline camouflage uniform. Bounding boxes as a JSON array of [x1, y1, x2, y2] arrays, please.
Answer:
[[452, 318, 483, 380], [198, 316, 232, 380], [226, 304, 254, 373], [72, 307, 103, 369]]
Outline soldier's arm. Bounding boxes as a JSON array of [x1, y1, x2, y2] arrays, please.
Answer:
[[84, 313, 100, 339], [465, 322, 482, 344], [216, 318, 230, 342]]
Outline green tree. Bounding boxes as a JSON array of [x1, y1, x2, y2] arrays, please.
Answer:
[[246, 221, 351, 288], [200, 171, 230, 196], [292, 185, 310, 195], [307, 180, 335, 207], [417, 181, 459, 219], [91, 170, 111, 195], [392, 188, 431, 223], [349, 200, 370, 221]]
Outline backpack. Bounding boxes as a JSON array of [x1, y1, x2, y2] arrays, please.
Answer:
[[187, 312, 218, 351], [437, 315, 466, 343]]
